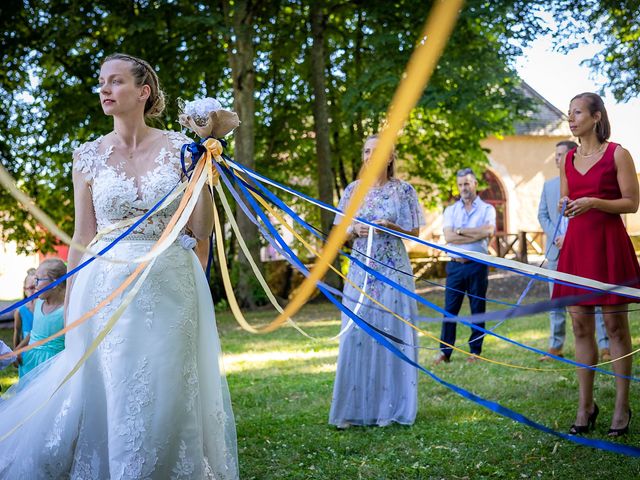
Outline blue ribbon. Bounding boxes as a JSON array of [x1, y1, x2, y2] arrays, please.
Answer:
[[225, 158, 640, 301], [516, 200, 567, 304], [226, 164, 640, 381], [0, 181, 182, 318], [216, 160, 640, 457], [180, 136, 229, 179], [180, 140, 206, 178]]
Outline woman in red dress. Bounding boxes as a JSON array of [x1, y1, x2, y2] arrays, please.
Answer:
[[554, 92, 640, 437]]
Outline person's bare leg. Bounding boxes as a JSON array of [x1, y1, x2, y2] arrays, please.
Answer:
[[569, 305, 597, 427], [602, 305, 632, 430]]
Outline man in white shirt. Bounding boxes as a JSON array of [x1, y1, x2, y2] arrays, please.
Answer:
[[435, 168, 496, 365], [537, 140, 610, 361]]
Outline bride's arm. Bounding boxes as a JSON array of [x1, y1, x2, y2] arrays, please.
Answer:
[[187, 186, 214, 241], [64, 158, 98, 319]]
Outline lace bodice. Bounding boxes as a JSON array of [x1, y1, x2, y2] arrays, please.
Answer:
[[73, 131, 192, 239]]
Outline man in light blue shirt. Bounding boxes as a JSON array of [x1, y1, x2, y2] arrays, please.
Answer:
[[435, 168, 496, 364], [537, 140, 610, 361]]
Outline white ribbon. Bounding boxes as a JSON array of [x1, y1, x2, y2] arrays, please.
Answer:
[[226, 159, 640, 300]]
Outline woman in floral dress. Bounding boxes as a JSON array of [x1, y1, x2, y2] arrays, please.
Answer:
[[329, 135, 425, 428]]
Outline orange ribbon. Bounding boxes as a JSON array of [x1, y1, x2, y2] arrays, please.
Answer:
[[0, 156, 207, 362]]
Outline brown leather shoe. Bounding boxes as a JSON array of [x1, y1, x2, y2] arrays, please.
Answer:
[[538, 347, 564, 362], [600, 348, 612, 362], [434, 354, 450, 365]]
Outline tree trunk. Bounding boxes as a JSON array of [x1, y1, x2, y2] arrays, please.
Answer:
[[223, 0, 261, 308], [310, 1, 341, 290]]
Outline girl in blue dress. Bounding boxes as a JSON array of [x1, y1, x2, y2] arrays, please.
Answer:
[[13, 269, 36, 377], [16, 259, 66, 377]]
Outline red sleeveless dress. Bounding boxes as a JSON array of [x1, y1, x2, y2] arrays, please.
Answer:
[[553, 142, 640, 305]]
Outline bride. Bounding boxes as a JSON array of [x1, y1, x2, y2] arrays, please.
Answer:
[[0, 53, 238, 479]]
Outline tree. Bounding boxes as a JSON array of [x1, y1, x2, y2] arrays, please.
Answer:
[[222, 0, 264, 308], [0, 0, 232, 250], [309, 0, 340, 289], [2, 0, 553, 305], [549, 0, 640, 102], [322, 0, 542, 204]]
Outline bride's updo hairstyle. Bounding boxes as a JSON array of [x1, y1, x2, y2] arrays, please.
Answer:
[[102, 53, 166, 119]]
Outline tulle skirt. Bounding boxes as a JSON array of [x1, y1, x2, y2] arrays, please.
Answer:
[[0, 240, 238, 479]]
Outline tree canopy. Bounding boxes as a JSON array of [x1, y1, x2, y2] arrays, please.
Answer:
[[4, 0, 636, 305], [550, 0, 640, 102]]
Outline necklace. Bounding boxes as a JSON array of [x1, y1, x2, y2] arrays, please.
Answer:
[[578, 143, 606, 157], [114, 129, 150, 160]]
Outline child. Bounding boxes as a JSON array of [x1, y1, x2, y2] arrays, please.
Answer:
[[15, 258, 66, 378], [13, 269, 36, 377]]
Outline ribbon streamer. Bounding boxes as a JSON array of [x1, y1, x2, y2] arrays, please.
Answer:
[[0, 180, 188, 320], [220, 161, 640, 456], [271, 0, 465, 325], [212, 181, 323, 338], [0, 162, 186, 266], [229, 167, 640, 379], [0, 152, 209, 362], [226, 157, 640, 300]]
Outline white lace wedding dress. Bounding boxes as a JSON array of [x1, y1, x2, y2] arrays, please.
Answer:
[[0, 131, 238, 479]]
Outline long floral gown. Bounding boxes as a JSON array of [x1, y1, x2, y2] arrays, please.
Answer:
[[329, 179, 425, 427], [0, 131, 238, 479]]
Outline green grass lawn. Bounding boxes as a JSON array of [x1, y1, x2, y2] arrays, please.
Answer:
[[2, 292, 640, 478]]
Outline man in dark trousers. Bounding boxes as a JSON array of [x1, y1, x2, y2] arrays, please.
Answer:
[[435, 168, 496, 365]]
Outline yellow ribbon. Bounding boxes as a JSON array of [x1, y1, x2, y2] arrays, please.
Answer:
[[202, 137, 222, 188], [213, 180, 324, 339], [0, 153, 210, 441], [249, 188, 640, 372], [268, 0, 465, 327]]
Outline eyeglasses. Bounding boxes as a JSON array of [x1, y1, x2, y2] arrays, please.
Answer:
[[34, 276, 52, 286]]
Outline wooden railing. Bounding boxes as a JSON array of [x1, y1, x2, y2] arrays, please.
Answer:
[[409, 231, 546, 277], [488, 231, 545, 263]]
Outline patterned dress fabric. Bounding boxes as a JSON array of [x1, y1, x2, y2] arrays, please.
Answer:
[[329, 179, 425, 427], [553, 142, 640, 305], [0, 131, 238, 479]]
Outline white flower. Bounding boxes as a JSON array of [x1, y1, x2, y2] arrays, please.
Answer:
[[181, 97, 222, 126], [177, 96, 240, 138]]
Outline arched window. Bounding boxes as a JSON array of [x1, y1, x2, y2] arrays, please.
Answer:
[[479, 170, 507, 233]]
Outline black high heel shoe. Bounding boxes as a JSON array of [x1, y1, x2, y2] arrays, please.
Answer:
[[569, 403, 599, 435], [607, 409, 631, 437]]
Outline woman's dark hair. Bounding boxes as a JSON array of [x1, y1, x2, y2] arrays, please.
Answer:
[[571, 92, 611, 143], [102, 53, 166, 119]]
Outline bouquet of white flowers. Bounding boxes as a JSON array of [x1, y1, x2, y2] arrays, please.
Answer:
[[177, 97, 240, 138]]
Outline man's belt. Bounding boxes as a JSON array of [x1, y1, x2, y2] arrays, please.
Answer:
[[450, 257, 471, 264]]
